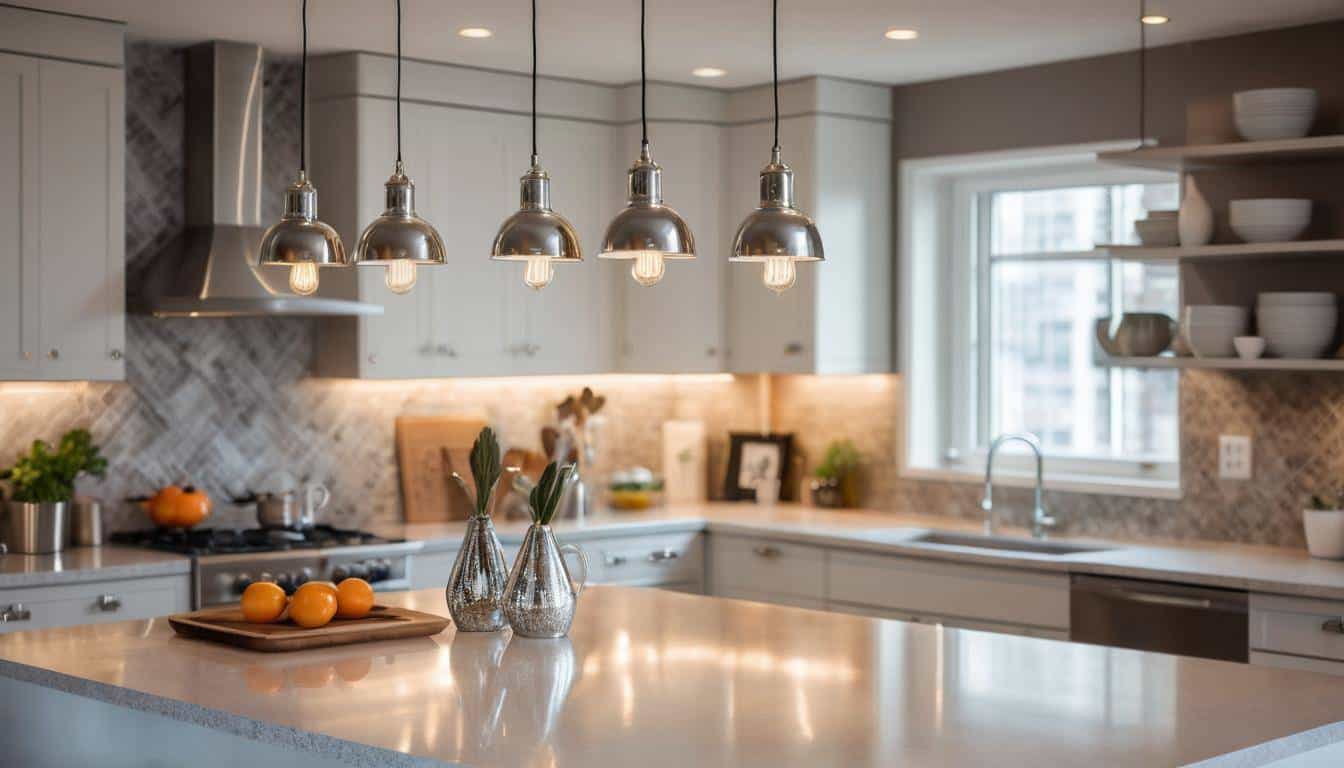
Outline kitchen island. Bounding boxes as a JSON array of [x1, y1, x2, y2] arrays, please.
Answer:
[[2, 586, 1343, 767]]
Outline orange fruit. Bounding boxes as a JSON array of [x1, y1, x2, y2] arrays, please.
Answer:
[[296, 580, 338, 598], [335, 578, 375, 619], [289, 585, 338, 629], [240, 582, 288, 624]]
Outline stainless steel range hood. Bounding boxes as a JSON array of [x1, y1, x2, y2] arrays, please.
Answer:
[[132, 41, 381, 318]]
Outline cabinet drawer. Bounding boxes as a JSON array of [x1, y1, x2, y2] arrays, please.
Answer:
[[1251, 650, 1344, 677], [709, 535, 825, 600], [828, 551, 1069, 630], [1251, 593, 1344, 662], [587, 532, 703, 587], [715, 586, 827, 612], [0, 575, 189, 633]]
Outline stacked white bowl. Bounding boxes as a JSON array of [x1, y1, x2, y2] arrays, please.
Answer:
[[1133, 210, 1179, 247], [1257, 292, 1337, 358], [1234, 88, 1317, 141], [1229, 199, 1311, 243], [1183, 305, 1248, 358]]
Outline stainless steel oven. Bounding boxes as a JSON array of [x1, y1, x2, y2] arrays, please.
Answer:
[[1070, 574, 1248, 662]]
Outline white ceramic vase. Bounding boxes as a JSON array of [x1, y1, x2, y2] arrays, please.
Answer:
[[1304, 509, 1344, 559], [1178, 175, 1214, 246]]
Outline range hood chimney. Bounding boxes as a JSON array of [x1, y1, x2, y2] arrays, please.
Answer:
[[132, 41, 381, 318]]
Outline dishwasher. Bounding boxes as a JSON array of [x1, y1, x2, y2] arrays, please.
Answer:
[[1070, 574, 1248, 662]]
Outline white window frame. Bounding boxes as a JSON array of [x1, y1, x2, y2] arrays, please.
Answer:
[[898, 141, 1182, 500]]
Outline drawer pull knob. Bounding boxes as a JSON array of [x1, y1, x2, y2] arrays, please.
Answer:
[[752, 545, 781, 558], [1, 603, 31, 622], [604, 554, 628, 567], [96, 594, 122, 612], [648, 549, 680, 563], [1323, 618, 1344, 634]]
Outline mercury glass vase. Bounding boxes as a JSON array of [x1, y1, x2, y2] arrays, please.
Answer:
[[502, 524, 589, 638], [447, 516, 510, 632]]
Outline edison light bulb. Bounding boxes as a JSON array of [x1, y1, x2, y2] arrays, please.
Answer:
[[631, 251, 666, 287], [288, 262, 319, 296], [523, 255, 555, 291], [385, 259, 417, 294], [763, 256, 797, 294]]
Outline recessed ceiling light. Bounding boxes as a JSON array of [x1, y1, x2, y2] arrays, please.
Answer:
[[457, 26, 493, 39], [692, 67, 727, 78], [1140, 14, 1169, 25], [884, 28, 919, 40]]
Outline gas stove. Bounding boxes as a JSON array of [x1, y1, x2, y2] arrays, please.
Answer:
[[111, 526, 423, 608]]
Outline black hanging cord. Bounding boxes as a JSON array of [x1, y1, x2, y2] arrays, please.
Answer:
[[531, 0, 538, 157], [772, 0, 780, 152], [1138, 0, 1146, 148], [396, 0, 403, 164], [639, 0, 647, 146], [300, 0, 308, 172]]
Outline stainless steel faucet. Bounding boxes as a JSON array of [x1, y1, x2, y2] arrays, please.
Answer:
[[982, 433, 1056, 539]]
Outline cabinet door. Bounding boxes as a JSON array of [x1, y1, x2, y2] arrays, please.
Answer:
[[0, 53, 39, 379], [36, 59, 124, 380], [617, 122, 727, 373], [725, 118, 816, 373]]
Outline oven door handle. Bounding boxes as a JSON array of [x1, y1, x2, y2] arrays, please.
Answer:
[[1112, 591, 1213, 610]]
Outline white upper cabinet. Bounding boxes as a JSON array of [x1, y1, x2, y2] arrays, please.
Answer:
[[309, 55, 891, 379], [0, 8, 124, 382]]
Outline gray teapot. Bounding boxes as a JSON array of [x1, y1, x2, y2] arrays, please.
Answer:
[[1095, 313, 1176, 357]]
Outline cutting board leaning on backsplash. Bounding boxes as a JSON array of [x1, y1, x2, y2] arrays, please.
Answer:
[[395, 415, 488, 522]]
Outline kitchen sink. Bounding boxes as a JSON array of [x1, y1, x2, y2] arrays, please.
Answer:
[[905, 531, 1111, 556]]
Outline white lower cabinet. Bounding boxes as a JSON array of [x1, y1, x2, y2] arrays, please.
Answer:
[[707, 534, 827, 604], [1250, 593, 1344, 676], [0, 575, 190, 634]]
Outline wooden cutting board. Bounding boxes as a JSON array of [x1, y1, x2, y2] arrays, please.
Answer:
[[395, 414, 488, 522], [167, 605, 450, 652]]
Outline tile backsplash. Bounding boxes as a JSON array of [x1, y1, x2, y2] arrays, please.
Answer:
[[0, 44, 1334, 549]]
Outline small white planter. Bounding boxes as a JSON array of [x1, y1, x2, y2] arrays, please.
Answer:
[[1304, 509, 1344, 559]]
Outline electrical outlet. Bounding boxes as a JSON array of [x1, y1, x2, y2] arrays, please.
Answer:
[[1219, 435, 1252, 480]]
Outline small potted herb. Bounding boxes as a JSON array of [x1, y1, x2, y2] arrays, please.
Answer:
[[0, 429, 107, 553], [1305, 490, 1344, 560], [810, 440, 861, 509]]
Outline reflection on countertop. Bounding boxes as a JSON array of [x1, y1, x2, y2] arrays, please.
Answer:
[[377, 502, 1344, 601], [2, 586, 1343, 767], [0, 544, 191, 588]]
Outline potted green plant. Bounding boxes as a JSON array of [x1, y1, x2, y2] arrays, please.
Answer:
[[811, 440, 861, 509], [0, 429, 107, 553], [1305, 490, 1344, 560]]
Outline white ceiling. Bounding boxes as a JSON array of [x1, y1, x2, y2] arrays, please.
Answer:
[[26, 0, 1344, 88]]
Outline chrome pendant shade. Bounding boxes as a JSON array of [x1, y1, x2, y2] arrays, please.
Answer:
[[492, 157, 582, 291], [732, 0, 823, 294], [731, 147, 823, 294], [354, 160, 447, 294], [257, 0, 347, 296]]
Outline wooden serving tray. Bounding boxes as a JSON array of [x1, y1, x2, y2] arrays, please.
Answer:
[[168, 605, 450, 653]]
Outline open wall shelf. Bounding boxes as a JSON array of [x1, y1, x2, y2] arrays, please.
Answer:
[[1098, 135, 1344, 171], [1095, 240, 1344, 263], [1102, 356, 1344, 371]]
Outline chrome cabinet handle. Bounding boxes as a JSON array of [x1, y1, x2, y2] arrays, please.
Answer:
[[1, 604, 31, 622], [603, 554, 628, 567], [784, 342, 804, 356], [109, 349, 122, 360], [1323, 618, 1344, 634], [96, 594, 122, 612], [436, 344, 457, 358], [47, 348, 59, 360], [752, 545, 781, 558], [647, 549, 680, 563]]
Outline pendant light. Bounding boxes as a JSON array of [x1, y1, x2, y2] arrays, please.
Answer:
[[352, 0, 446, 294], [258, 0, 347, 296], [599, 0, 695, 287], [491, 0, 582, 290], [730, 0, 823, 294]]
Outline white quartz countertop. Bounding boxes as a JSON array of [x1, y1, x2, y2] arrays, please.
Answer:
[[377, 503, 1344, 601], [1, 586, 1343, 767], [0, 544, 191, 588]]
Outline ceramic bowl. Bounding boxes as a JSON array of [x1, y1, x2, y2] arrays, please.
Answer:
[[1134, 218, 1179, 247], [1258, 291, 1335, 307], [1257, 305, 1337, 358], [1229, 199, 1311, 243], [1304, 509, 1344, 560], [1233, 336, 1266, 360], [1234, 88, 1317, 140]]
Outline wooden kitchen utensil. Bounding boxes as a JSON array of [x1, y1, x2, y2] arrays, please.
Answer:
[[168, 605, 450, 653], [395, 414, 488, 522]]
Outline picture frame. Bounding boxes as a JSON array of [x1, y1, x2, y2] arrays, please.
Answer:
[[723, 433, 794, 502]]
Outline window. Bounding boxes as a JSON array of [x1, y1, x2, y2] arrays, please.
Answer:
[[900, 143, 1182, 497]]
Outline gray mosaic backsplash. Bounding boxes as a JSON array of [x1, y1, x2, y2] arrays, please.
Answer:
[[0, 44, 1333, 549]]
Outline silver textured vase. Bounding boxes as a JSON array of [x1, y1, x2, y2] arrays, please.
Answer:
[[502, 524, 589, 638], [447, 516, 510, 632]]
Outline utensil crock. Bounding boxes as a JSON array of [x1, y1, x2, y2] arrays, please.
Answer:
[[503, 524, 588, 638], [447, 515, 510, 632]]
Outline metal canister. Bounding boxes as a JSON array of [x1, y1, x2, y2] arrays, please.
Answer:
[[71, 498, 105, 547]]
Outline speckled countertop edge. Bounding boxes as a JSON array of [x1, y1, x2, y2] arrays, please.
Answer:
[[1186, 721, 1344, 767], [0, 657, 453, 768]]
